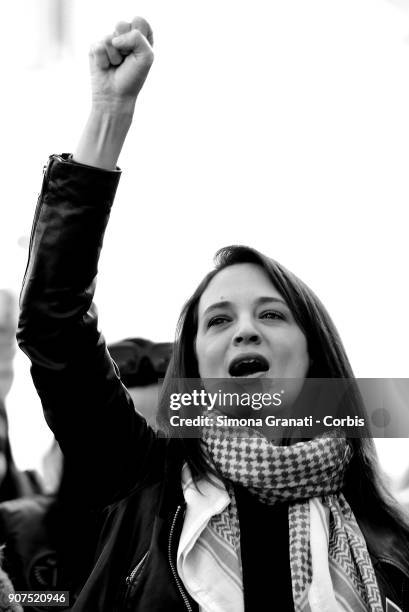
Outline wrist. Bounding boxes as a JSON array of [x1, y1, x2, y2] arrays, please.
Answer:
[[73, 109, 133, 170], [91, 96, 136, 119], [88, 109, 134, 135]]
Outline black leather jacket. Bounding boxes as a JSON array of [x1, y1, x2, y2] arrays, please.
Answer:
[[17, 155, 409, 611]]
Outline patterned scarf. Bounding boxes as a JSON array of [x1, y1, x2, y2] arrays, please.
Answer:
[[188, 423, 384, 612]]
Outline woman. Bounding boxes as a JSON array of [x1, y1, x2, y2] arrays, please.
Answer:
[[17, 17, 409, 612]]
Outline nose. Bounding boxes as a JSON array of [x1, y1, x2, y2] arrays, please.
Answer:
[[232, 318, 261, 346]]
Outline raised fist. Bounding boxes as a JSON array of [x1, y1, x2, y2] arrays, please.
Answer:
[[89, 17, 154, 111]]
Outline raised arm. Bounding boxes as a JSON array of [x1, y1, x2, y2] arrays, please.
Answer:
[[17, 19, 158, 507], [74, 17, 154, 169]]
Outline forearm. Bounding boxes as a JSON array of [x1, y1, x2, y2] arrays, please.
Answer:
[[73, 103, 134, 170]]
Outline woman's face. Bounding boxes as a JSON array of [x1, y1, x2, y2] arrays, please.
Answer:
[[195, 263, 310, 383]]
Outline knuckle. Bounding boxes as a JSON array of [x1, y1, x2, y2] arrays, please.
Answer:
[[132, 29, 143, 41], [114, 20, 131, 34], [131, 16, 147, 27], [131, 16, 152, 37]]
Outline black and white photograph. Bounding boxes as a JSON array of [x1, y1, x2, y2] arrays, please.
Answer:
[[1, 1, 409, 610]]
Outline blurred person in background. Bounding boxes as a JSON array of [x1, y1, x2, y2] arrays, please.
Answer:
[[0, 291, 43, 609], [0, 290, 42, 499], [41, 337, 171, 493], [17, 16, 409, 612], [108, 337, 172, 428], [0, 290, 16, 402]]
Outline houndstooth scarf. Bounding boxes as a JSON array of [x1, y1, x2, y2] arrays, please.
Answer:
[[179, 423, 384, 612]]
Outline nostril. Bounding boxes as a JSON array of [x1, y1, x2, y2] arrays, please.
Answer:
[[233, 333, 260, 345]]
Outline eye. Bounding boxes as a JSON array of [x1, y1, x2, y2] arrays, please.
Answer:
[[260, 310, 285, 321], [207, 315, 231, 328]]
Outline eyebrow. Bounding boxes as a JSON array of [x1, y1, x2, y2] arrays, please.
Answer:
[[203, 296, 288, 317]]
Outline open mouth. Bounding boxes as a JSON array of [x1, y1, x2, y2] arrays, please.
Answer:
[[228, 354, 270, 377]]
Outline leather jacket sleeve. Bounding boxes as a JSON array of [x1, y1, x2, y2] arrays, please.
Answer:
[[17, 154, 158, 507]]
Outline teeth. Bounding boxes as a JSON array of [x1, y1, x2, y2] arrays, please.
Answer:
[[229, 356, 269, 377]]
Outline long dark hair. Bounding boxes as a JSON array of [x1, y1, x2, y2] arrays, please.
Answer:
[[158, 245, 409, 533]]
